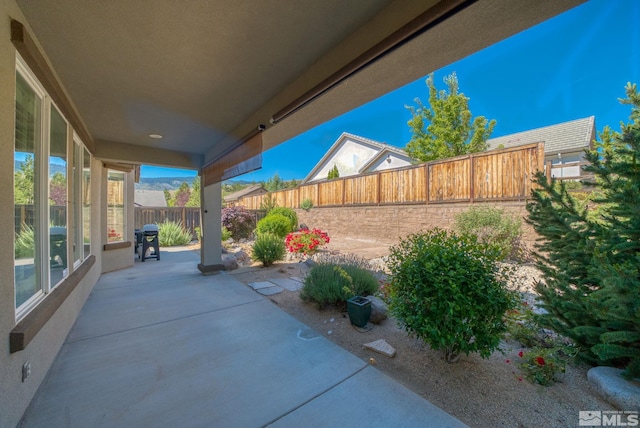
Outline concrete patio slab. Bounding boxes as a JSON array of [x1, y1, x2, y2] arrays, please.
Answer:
[[19, 247, 466, 427], [269, 366, 466, 428]]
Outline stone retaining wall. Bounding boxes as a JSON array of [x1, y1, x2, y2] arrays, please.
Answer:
[[295, 201, 539, 248]]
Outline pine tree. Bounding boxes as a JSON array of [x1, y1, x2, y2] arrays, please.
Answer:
[[327, 164, 339, 180], [526, 82, 640, 378], [186, 176, 200, 207]]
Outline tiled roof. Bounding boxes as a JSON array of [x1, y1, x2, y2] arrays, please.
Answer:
[[134, 190, 167, 207], [224, 184, 266, 201], [487, 116, 596, 154]]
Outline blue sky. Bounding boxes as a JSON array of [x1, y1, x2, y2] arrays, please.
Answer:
[[142, 0, 640, 181]]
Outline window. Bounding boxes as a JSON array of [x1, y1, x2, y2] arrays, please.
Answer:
[[49, 104, 68, 287], [106, 170, 125, 242], [72, 136, 91, 267], [83, 148, 92, 258], [14, 66, 43, 312], [13, 55, 92, 319]]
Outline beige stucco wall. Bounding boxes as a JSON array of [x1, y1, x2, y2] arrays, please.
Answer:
[[0, 3, 102, 426], [295, 201, 538, 250], [369, 154, 412, 172], [311, 139, 378, 181]]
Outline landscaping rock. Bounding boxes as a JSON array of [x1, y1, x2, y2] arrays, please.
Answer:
[[363, 339, 396, 357], [366, 295, 388, 324], [587, 366, 640, 410], [222, 254, 238, 271]]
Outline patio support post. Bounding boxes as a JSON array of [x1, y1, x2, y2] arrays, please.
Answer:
[[198, 181, 224, 274]]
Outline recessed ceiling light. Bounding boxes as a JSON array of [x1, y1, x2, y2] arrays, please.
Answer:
[[148, 133, 163, 139]]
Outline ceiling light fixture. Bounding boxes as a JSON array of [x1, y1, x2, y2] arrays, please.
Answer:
[[148, 133, 163, 139]]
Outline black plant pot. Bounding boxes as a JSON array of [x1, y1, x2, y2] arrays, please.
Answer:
[[346, 296, 371, 328]]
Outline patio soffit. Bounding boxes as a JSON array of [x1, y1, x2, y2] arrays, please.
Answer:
[[15, 0, 584, 170]]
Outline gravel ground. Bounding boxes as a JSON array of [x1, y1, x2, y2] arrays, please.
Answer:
[[223, 239, 615, 428]]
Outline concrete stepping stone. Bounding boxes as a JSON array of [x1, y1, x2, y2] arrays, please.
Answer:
[[248, 281, 277, 290], [256, 286, 284, 296], [269, 277, 303, 291], [363, 339, 396, 357]]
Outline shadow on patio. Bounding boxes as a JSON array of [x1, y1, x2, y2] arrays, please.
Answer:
[[19, 247, 465, 427]]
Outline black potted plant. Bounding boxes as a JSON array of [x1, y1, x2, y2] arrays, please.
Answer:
[[346, 295, 371, 328], [338, 266, 372, 327]]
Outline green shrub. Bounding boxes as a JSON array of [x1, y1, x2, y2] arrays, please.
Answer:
[[221, 206, 255, 239], [251, 233, 285, 267], [259, 193, 278, 214], [454, 205, 524, 261], [221, 226, 232, 241], [255, 214, 291, 238], [300, 198, 313, 211], [301, 258, 378, 308], [267, 207, 298, 232], [15, 223, 35, 258], [158, 220, 192, 246], [387, 228, 516, 362]]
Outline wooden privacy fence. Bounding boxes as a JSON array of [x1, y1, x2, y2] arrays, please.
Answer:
[[135, 207, 201, 238], [239, 143, 545, 209]]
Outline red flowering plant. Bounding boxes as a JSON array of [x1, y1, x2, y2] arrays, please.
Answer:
[[517, 345, 577, 386], [285, 228, 330, 256]]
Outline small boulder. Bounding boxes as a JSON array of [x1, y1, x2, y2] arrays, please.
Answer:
[[587, 366, 640, 410], [366, 295, 388, 324], [222, 254, 239, 271]]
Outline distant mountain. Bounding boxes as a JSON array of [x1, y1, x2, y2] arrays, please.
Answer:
[[15, 159, 66, 176], [136, 177, 196, 191]]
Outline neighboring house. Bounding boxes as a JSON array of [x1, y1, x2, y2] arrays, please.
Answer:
[[487, 116, 596, 179], [223, 184, 267, 207], [302, 132, 412, 183], [134, 190, 168, 207]]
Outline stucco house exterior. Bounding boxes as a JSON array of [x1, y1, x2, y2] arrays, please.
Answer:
[[302, 132, 412, 183], [487, 116, 596, 179], [0, 1, 582, 425]]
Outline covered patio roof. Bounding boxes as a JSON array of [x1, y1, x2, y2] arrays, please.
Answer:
[[15, 0, 583, 172]]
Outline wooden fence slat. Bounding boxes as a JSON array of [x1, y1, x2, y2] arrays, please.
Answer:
[[232, 143, 560, 209]]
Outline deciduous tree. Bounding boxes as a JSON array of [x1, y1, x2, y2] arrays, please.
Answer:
[[405, 72, 495, 162]]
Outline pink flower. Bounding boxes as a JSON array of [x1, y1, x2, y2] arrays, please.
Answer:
[[518, 351, 524, 358]]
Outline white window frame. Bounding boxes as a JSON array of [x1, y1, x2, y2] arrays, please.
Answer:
[[15, 54, 91, 321]]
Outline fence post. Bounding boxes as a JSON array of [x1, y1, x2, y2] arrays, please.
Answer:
[[425, 164, 430, 205], [469, 154, 474, 203], [342, 177, 346, 206], [546, 160, 552, 183]]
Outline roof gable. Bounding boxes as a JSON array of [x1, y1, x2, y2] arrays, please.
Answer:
[[302, 132, 407, 183], [360, 147, 412, 173]]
